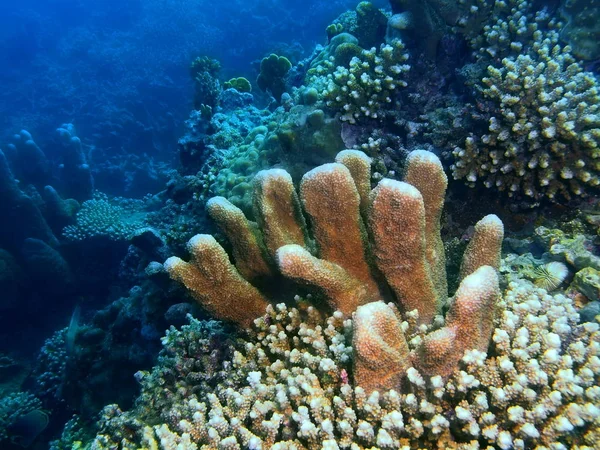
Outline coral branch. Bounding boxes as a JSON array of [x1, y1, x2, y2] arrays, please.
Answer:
[[164, 235, 268, 327]]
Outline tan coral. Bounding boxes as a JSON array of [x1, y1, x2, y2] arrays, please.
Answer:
[[164, 234, 268, 328], [276, 244, 368, 314], [207, 196, 273, 280], [368, 179, 439, 324], [352, 301, 411, 392], [416, 265, 500, 376], [300, 163, 382, 303], [335, 149, 373, 218], [459, 214, 504, 281], [167, 149, 503, 384], [252, 169, 308, 258], [403, 149, 449, 302]]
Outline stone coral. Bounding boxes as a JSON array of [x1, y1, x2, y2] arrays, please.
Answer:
[[165, 149, 504, 384], [63, 192, 147, 241], [452, 39, 600, 201], [256, 54, 292, 102], [89, 278, 600, 449], [321, 39, 410, 124]]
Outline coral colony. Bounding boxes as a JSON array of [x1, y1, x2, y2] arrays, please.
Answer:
[[1, 0, 599, 449]]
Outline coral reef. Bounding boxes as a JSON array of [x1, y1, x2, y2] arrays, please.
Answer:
[[191, 56, 222, 110], [318, 39, 410, 124], [0, 391, 45, 446], [166, 149, 504, 383], [55, 123, 94, 201], [0, 148, 58, 250], [223, 77, 252, 93], [88, 277, 599, 449]]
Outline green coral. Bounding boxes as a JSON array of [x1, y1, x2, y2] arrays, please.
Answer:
[[190, 56, 221, 109], [388, 0, 460, 58], [571, 267, 600, 301], [535, 226, 600, 272], [327, 2, 388, 50], [354, 1, 388, 49], [205, 104, 344, 216], [223, 77, 252, 93], [256, 54, 292, 102], [326, 23, 344, 41], [308, 33, 359, 72]]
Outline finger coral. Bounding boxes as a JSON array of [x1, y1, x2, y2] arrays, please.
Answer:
[[165, 149, 502, 330], [165, 149, 504, 386]]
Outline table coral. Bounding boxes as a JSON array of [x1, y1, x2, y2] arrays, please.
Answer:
[[63, 192, 147, 242]]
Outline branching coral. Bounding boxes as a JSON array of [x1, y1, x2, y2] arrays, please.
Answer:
[[89, 278, 600, 449], [190, 56, 222, 110], [321, 39, 410, 124], [165, 149, 503, 382], [452, 38, 600, 201]]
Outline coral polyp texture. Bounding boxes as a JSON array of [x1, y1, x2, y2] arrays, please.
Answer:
[[452, 39, 600, 201], [448, 0, 600, 203], [165, 149, 503, 332], [63, 192, 147, 242]]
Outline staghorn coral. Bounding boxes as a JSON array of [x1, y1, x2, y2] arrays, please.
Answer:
[[452, 38, 600, 201], [89, 278, 600, 449]]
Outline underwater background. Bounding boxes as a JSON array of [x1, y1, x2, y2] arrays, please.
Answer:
[[0, 0, 599, 448]]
